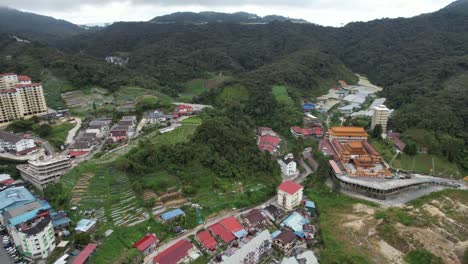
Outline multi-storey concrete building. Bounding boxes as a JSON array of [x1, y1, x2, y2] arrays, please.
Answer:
[[0, 73, 47, 125], [371, 105, 390, 134], [223, 230, 272, 264], [15, 215, 56, 259], [277, 181, 303, 211], [278, 153, 297, 177], [17, 156, 71, 190]]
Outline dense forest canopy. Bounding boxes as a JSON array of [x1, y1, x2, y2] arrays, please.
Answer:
[[0, 2, 467, 169]]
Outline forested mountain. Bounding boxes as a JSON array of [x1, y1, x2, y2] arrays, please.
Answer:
[[0, 7, 83, 41], [0, 1, 467, 169], [151, 11, 308, 24]]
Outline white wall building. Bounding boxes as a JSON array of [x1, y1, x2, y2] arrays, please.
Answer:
[[14, 216, 56, 259], [17, 156, 71, 190], [222, 230, 272, 264], [0, 130, 35, 154], [277, 181, 304, 211], [278, 153, 297, 177], [371, 105, 390, 134]]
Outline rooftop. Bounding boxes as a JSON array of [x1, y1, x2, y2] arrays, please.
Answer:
[[154, 239, 193, 264], [161, 208, 185, 221], [329, 127, 368, 137], [0, 186, 36, 212], [275, 229, 297, 244], [75, 219, 96, 233], [0, 130, 23, 144], [197, 230, 217, 251], [278, 181, 303, 195], [73, 243, 98, 264], [220, 216, 247, 238], [223, 230, 271, 264], [133, 233, 158, 252], [244, 209, 267, 226], [209, 223, 235, 243], [281, 212, 310, 238]]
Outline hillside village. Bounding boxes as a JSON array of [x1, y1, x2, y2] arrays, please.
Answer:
[[0, 38, 467, 264]]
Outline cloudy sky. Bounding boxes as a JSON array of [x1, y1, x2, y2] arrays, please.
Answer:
[[0, 0, 455, 26]]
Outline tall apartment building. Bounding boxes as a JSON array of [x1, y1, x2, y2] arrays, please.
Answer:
[[17, 155, 71, 190], [371, 105, 390, 134], [15, 215, 56, 259], [0, 73, 47, 124], [277, 181, 303, 211]]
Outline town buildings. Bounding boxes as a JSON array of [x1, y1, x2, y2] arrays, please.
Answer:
[[278, 153, 297, 177], [0, 130, 36, 155], [86, 119, 112, 138], [17, 155, 71, 190], [328, 127, 368, 142], [110, 116, 137, 142], [371, 105, 390, 134], [277, 181, 304, 210], [222, 230, 272, 264], [144, 110, 172, 125], [0, 73, 47, 124], [0, 186, 70, 260]]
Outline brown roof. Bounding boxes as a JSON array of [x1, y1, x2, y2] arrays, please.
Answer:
[[264, 205, 281, 218], [275, 230, 297, 244], [244, 209, 267, 225], [329, 127, 368, 137]]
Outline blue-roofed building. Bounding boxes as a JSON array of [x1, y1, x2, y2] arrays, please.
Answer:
[[305, 201, 316, 215], [302, 103, 316, 112], [51, 211, 71, 229], [0, 186, 36, 214], [160, 208, 185, 221], [3, 199, 51, 227], [75, 218, 97, 233], [280, 212, 310, 238]]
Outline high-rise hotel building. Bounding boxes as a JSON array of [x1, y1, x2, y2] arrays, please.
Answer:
[[0, 73, 48, 124]]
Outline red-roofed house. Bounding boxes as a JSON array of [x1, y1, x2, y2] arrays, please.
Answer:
[[220, 216, 246, 237], [257, 135, 281, 155], [290, 126, 303, 137], [291, 126, 319, 138], [277, 181, 304, 210], [154, 239, 196, 264], [73, 243, 98, 264], [209, 223, 235, 244], [133, 233, 158, 256], [173, 105, 193, 118], [196, 230, 217, 251], [17, 75, 32, 84]]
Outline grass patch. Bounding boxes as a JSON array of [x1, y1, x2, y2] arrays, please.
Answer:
[[43, 122, 75, 149], [181, 117, 202, 125], [404, 250, 443, 264], [218, 85, 249, 104], [369, 139, 463, 179], [272, 85, 293, 106]]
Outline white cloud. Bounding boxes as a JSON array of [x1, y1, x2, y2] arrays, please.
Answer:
[[0, 0, 455, 26]]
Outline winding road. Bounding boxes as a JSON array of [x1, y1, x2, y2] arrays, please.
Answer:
[[145, 158, 313, 263]]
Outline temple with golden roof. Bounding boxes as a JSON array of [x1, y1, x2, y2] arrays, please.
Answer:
[[327, 126, 391, 177]]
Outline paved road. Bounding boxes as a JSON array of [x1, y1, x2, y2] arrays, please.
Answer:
[[65, 117, 82, 145], [145, 158, 313, 262]]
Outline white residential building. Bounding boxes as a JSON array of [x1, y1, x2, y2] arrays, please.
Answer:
[[0, 130, 35, 155], [222, 230, 272, 264], [17, 156, 71, 190], [277, 181, 303, 211], [371, 105, 390, 134], [278, 153, 297, 177], [14, 216, 56, 259]]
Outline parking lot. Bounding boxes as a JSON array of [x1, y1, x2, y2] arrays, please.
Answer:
[[0, 235, 15, 264]]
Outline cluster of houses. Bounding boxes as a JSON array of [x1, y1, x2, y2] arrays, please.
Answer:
[[0, 181, 72, 261], [110, 116, 137, 142], [256, 127, 281, 155], [143, 104, 195, 127], [133, 180, 318, 264], [68, 118, 112, 157], [0, 130, 39, 156]]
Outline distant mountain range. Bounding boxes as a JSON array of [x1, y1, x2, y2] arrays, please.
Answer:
[[150, 11, 309, 24], [0, 6, 83, 41]]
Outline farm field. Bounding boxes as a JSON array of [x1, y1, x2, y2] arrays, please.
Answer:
[[272, 85, 294, 106], [179, 73, 230, 101], [370, 140, 464, 179]]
